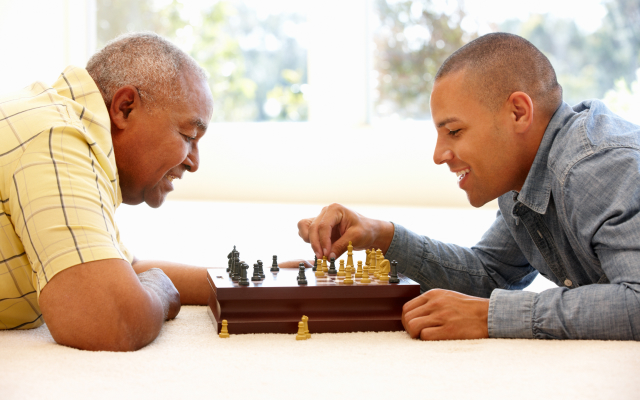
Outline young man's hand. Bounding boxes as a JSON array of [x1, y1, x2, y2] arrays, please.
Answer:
[[402, 289, 490, 340], [297, 203, 395, 260]]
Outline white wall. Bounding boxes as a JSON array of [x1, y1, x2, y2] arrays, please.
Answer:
[[0, 0, 95, 94]]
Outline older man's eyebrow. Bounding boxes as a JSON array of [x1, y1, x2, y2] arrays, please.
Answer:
[[190, 118, 209, 132], [436, 117, 461, 128]]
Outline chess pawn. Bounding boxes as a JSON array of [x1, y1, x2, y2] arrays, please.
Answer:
[[302, 315, 311, 339], [312, 255, 318, 271], [315, 257, 325, 277], [344, 267, 354, 285], [328, 257, 338, 275], [257, 260, 265, 278], [361, 265, 371, 284], [239, 262, 250, 286], [346, 241, 354, 269], [251, 263, 262, 281], [271, 255, 279, 272], [296, 321, 307, 340], [219, 319, 230, 338], [337, 259, 346, 276], [322, 256, 328, 273], [389, 260, 400, 284], [355, 261, 363, 278], [297, 263, 308, 285]]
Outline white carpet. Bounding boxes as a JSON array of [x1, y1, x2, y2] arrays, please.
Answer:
[[1, 305, 639, 400], [3, 201, 636, 399]]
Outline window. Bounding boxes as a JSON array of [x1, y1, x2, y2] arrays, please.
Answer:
[[97, 0, 309, 122], [372, 0, 640, 123]]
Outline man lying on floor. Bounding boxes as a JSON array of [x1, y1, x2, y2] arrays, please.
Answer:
[[297, 33, 640, 341]]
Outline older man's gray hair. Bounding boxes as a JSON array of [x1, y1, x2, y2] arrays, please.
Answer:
[[86, 32, 207, 110]]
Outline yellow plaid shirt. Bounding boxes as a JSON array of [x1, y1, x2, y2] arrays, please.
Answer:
[[0, 66, 132, 329]]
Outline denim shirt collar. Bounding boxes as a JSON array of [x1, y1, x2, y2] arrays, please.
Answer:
[[513, 102, 575, 215]]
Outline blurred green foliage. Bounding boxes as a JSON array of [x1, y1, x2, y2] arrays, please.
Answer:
[[374, 0, 640, 119], [96, 0, 307, 122]]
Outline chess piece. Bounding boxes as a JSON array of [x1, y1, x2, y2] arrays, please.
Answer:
[[227, 246, 236, 272], [312, 255, 318, 272], [344, 267, 354, 285], [315, 260, 325, 278], [219, 319, 230, 338], [239, 262, 250, 286], [377, 250, 390, 281], [322, 256, 328, 273], [328, 257, 337, 275], [337, 259, 346, 276], [389, 260, 400, 284], [257, 260, 265, 278], [373, 249, 382, 279], [296, 321, 307, 340], [346, 241, 354, 269], [231, 259, 241, 282], [271, 255, 279, 272], [302, 315, 311, 339], [251, 263, 262, 281], [361, 265, 371, 283], [297, 263, 308, 285], [355, 261, 363, 278]]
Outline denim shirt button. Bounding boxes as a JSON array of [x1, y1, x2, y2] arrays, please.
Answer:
[[564, 279, 573, 287]]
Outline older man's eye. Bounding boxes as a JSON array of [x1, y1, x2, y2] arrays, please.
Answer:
[[180, 133, 195, 142], [448, 129, 461, 136]]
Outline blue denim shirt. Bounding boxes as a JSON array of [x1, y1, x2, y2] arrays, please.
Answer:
[[385, 100, 640, 340]]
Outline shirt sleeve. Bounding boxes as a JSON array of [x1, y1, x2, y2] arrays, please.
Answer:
[[10, 124, 130, 297], [490, 147, 640, 340], [385, 213, 538, 298]]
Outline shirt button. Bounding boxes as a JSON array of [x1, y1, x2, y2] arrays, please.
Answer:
[[564, 279, 573, 287]]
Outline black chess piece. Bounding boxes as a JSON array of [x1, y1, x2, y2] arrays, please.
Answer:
[[227, 246, 236, 272], [251, 263, 262, 281], [270, 255, 279, 272], [232, 258, 242, 282], [312, 255, 318, 272], [297, 263, 308, 285], [257, 260, 265, 278], [239, 262, 250, 286], [328, 257, 337, 275], [389, 260, 400, 284]]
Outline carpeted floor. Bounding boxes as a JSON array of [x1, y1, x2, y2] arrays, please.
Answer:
[[1, 305, 639, 400]]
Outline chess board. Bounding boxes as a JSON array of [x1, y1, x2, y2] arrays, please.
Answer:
[[207, 267, 421, 335]]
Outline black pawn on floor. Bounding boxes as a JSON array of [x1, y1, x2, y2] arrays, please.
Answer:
[[389, 260, 400, 284], [328, 257, 337, 275], [271, 255, 279, 272], [257, 260, 265, 278], [297, 263, 308, 285], [312, 255, 318, 271], [251, 263, 262, 281], [239, 262, 250, 286]]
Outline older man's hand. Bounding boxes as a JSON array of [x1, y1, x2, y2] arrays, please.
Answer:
[[138, 268, 181, 320], [402, 289, 490, 340]]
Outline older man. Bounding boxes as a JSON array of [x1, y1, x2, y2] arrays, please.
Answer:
[[298, 33, 640, 341], [0, 33, 214, 350]]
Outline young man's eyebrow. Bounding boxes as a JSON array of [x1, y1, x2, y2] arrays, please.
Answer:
[[436, 117, 461, 128]]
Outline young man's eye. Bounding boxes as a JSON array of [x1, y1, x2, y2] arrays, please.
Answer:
[[448, 129, 461, 136]]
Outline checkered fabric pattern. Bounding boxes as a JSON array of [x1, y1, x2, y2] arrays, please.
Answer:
[[0, 66, 132, 329]]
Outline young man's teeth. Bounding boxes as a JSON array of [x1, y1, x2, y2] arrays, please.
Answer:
[[456, 169, 470, 182], [167, 175, 177, 182]]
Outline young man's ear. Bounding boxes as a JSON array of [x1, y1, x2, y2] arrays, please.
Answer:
[[109, 86, 140, 130], [508, 91, 534, 134]]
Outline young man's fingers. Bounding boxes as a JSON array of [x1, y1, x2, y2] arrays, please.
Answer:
[[317, 209, 344, 258]]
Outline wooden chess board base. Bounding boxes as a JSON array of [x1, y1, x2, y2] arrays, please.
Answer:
[[207, 268, 421, 335]]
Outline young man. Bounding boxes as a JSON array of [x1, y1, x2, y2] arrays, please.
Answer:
[[297, 33, 640, 341]]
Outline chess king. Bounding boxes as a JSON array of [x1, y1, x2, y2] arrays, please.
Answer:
[[296, 32, 640, 342]]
